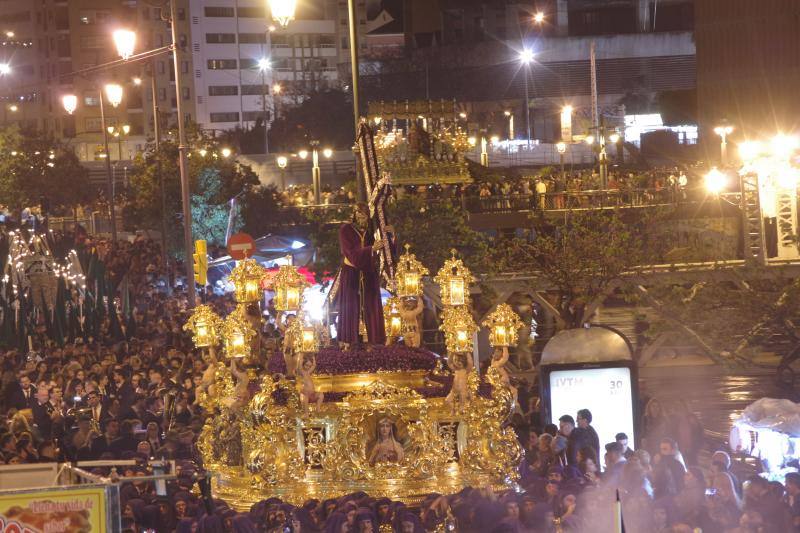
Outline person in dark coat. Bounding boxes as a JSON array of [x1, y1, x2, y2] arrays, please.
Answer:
[[576, 409, 600, 455], [5, 373, 36, 411], [110, 420, 141, 457]]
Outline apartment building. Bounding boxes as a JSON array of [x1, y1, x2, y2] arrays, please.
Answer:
[[0, 0, 196, 161], [189, 0, 343, 132]]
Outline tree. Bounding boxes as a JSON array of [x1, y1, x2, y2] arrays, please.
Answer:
[[303, 197, 489, 284], [125, 126, 259, 251], [268, 89, 355, 151], [492, 210, 671, 329], [0, 126, 91, 212]]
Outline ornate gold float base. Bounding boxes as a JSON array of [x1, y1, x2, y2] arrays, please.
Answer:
[[199, 368, 521, 509], [210, 464, 512, 510]]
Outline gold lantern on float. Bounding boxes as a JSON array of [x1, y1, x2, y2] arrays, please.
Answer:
[[434, 249, 476, 307], [440, 305, 478, 353], [383, 297, 403, 338], [396, 244, 429, 298], [221, 305, 256, 359], [300, 325, 318, 353], [482, 303, 524, 347], [229, 258, 266, 303], [183, 304, 223, 348], [273, 265, 310, 312]]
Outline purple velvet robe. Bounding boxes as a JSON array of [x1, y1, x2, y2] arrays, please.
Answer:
[[336, 223, 386, 345]]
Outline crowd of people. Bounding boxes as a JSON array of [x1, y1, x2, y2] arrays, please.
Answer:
[[1, 231, 799, 533], [277, 165, 705, 214]]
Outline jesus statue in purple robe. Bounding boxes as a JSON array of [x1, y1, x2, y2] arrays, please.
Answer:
[[336, 203, 390, 349]]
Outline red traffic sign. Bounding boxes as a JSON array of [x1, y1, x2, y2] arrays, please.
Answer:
[[227, 232, 256, 260]]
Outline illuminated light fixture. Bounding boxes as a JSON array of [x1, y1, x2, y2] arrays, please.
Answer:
[[268, 0, 297, 28], [273, 83, 282, 94], [533, 12, 545, 24], [222, 305, 256, 359], [273, 264, 310, 312], [112, 29, 136, 60], [8, 104, 17, 112], [714, 125, 734, 136], [61, 94, 78, 115], [374, 116, 382, 125], [459, 112, 467, 119], [257, 57, 271, 71], [104, 84, 123, 107], [704, 167, 727, 194], [221, 147, 232, 158], [198, 148, 207, 157], [585, 135, 595, 145], [322, 148, 333, 158], [183, 304, 223, 348], [609, 133, 620, 144], [384, 297, 403, 338], [738, 140, 763, 162], [300, 325, 318, 352], [556, 142, 566, 154], [396, 243, 429, 298], [229, 258, 266, 303], [771, 133, 799, 159], [298, 149, 308, 159], [122, 124, 130, 135], [519, 48, 534, 64], [440, 306, 478, 354], [434, 249, 476, 308], [0, 63, 10, 75], [132, 77, 142, 86], [467, 137, 477, 147], [490, 135, 500, 144], [483, 304, 524, 348], [276, 155, 288, 168]]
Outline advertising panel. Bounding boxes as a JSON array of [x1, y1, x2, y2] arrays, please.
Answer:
[[0, 486, 107, 533], [547, 365, 636, 463]]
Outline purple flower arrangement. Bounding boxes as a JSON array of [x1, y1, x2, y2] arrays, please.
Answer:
[[266, 344, 438, 375]]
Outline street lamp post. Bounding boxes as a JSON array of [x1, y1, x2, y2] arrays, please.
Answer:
[[311, 141, 321, 204], [258, 57, 271, 155], [99, 83, 122, 242], [519, 49, 534, 149], [556, 142, 566, 182], [269, 0, 363, 201], [276, 155, 288, 189], [714, 124, 734, 166], [146, 68, 171, 294]]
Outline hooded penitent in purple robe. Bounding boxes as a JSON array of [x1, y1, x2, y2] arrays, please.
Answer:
[[336, 223, 386, 345]]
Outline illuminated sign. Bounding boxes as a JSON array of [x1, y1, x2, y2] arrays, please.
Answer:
[[548, 366, 636, 464]]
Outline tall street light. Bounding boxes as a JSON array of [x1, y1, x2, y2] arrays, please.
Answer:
[[98, 83, 123, 242], [115, 14, 196, 306], [519, 48, 534, 149], [269, 0, 363, 200], [258, 57, 271, 155], [276, 155, 288, 189], [714, 124, 734, 166], [556, 141, 566, 182]]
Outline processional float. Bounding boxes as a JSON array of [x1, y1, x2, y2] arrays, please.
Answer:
[[185, 122, 523, 506]]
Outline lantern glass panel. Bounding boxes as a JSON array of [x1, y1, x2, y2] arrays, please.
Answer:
[[494, 325, 508, 346], [390, 316, 402, 336], [449, 278, 465, 306], [286, 287, 300, 310], [301, 329, 315, 351], [403, 272, 419, 295]]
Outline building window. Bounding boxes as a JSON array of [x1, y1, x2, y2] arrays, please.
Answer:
[[83, 92, 99, 107], [243, 111, 269, 121], [204, 7, 235, 17], [239, 33, 267, 44], [208, 85, 238, 96], [206, 33, 236, 44], [181, 61, 189, 74], [237, 6, 265, 18], [182, 87, 190, 100], [178, 8, 186, 21], [241, 85, 266, 95], [210, 112, 239, 122], [238, 58, 261, 69], [78, 9, 110, 25], [79, 35, 105, 50], [85, 117, 102, 132], [271, 35, 289, 48], [207, 59, 238, 70]]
